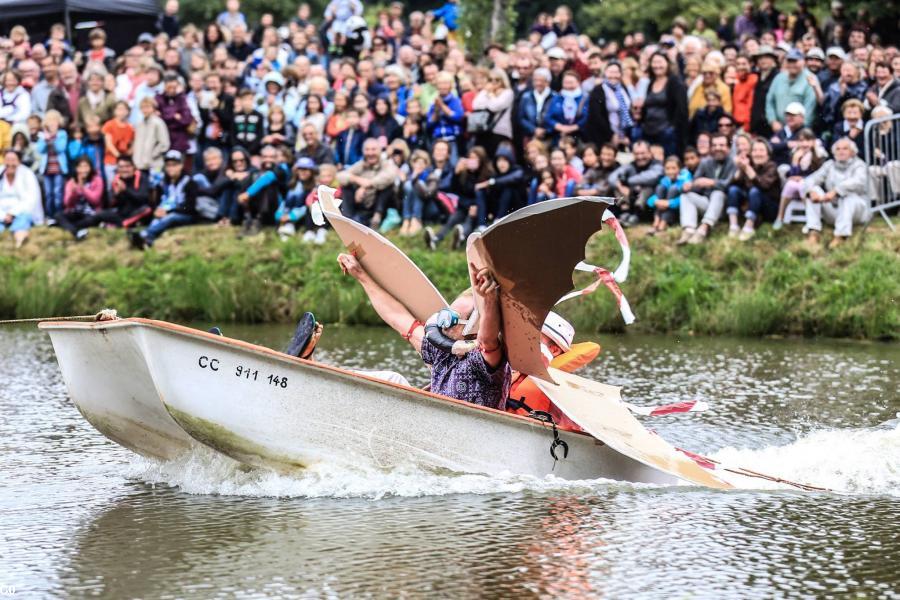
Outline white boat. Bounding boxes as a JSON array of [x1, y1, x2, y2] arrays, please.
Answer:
[[41, 318, 696, 486]]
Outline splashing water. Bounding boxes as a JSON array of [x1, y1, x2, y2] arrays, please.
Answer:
[[124, 446, 653, 499], [712, 419, 900, 496]]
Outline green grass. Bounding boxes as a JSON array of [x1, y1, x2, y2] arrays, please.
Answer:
[[1, 221, 898, 340]]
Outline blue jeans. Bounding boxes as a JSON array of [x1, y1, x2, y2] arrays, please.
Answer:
[[0, 213, 33, 233], [727, 185, 778, 222], [402, 180, 424, 220], [641, 126, 679, 159], [43, 173, 65, 217], [142, 212, 195, 245]]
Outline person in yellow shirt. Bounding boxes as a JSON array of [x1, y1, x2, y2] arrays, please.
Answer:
[[688, 62, 732, 118]]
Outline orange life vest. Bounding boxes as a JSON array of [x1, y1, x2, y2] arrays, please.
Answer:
[[507, 342, 601, 430]]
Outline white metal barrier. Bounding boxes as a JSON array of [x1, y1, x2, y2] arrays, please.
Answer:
[[863, 113, 900, 230]]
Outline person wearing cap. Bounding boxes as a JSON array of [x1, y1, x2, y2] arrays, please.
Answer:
[[749, 45, 779, 137], [801, 136, 870, 249], [277, 156, 319, 241], [819, 46, 846, 86], [804, 47, 826, 77], [822, 61, 867, 132], [129, 149, 197, 249], [769, 102, 809, 164], [688, 61, 732, 120], [338, 253, 511, 410], [546, 46, 569, 93], [517, 68, 556, 144], [766, 48, 816, 132]]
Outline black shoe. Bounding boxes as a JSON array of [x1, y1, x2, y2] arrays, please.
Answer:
[[451, 224, 465, 250], [248, 218, 262, 236], [128, 230, 146, 250], [208, 326, 223, 336], [285, 312, 319, 358], [423, 226, 437, 251]]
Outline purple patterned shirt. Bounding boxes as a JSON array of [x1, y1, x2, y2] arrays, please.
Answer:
[[420, 337, 511, 410]]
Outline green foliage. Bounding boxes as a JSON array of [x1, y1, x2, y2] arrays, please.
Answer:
[[1, 224, 898, 341]]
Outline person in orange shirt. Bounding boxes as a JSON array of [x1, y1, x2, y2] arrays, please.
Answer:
[[101, 101, 136, 191], [732, 54, 758, 131]]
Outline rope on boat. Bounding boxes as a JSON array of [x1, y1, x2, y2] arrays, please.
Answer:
[[0, 309, 119, 325]]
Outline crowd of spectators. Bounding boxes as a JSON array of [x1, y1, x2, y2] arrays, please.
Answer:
[[0, 0, 898, 251]]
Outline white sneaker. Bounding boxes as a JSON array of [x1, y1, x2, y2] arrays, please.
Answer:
[[302, 230, 316, 243], [728, 225, 740, 238], [772, 218, 783, 231], [314, 228, 327, 245], [277, 222, 296, 237]]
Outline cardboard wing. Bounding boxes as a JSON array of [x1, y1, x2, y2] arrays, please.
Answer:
[[317, 185, 448, 322], [467, 197, 614, 383]]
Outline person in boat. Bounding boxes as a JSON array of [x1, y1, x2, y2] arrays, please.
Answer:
[[337, 252, 511, 410]]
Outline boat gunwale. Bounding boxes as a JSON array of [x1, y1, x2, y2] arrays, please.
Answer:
[[40, 318, 595, 438]]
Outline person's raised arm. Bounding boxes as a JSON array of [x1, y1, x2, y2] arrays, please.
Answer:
[[339, 253, 423, 353], [469, 262, 503, 369]]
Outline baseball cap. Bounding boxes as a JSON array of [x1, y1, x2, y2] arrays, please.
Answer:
[[826, 46, 847, 60], [785, 102, 806, 116], [805, 47, 825, 61], [294, 157, 319, 171], [163, 149, 183, 163], [546, 47, 567, 61], [785, 48, 804, 61], [138, 32, 155, 44], [754, 45, 777, 59]]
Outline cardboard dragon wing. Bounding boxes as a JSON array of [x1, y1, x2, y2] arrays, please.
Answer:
[[466, 196, 614, 383], [316, 185, 449, 322]]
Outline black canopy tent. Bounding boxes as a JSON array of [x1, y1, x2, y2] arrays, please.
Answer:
[[0, 0, 159, 53]]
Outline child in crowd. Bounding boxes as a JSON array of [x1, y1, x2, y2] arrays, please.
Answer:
[[333, 108, 364, 167], [646, 156, 691, 235], [559, 136, 583, 174], [69, 115, 106, 178], [101, 101, 135, 190], [773, 129, 823, 229], [401, 149, 433, 236], [35, 109, 69, 217], [575, 143, 618, 197], [54, 156, 104, 241], [231, 89, 264, 156], [133, 96, 170, 176], [277, 156, 317, 240], [534, 168, 559, 203]]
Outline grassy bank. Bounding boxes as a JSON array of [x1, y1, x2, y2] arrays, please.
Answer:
[[1, 223, 898, 340]]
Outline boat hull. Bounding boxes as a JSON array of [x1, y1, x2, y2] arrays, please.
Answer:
[[45, 320, 678, 485], [41, 322, 195, 460]]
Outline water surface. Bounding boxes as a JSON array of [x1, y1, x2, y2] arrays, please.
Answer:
[[1, 325, 898, 597]]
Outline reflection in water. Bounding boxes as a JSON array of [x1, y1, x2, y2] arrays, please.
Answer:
[[1, 324, 898, 597]]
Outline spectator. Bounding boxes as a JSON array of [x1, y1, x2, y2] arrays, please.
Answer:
[[366, 96, 401, 149], [334, 109, 365, 167], [223, 147, 256, 224], [547, 71, 589, 144], [400, 149, 433, 236], [822, 61, 867, 132], [646, 156, 691, 236], [101, 101, 135, 187], [298, 122, 335, 165], [231, 88, 264, 156], [34, 109, 69, 217], [337, 137, 397, 228], [864, 62, 900, 113], [517, 68, 556, 145], [426, 72, 464, 163], [0, 149, 42, 248], [77, 68, 115, 128], [0, 70, 33, 125], [726, 138, 780, 240], [609, 140, 664, 225], [678, 133, 735, 245], [831, 98, 866, 155], [157, 72, 195, 168], [770, 102, 808, 165], [689, 62, 733, 119], [640, 52, 688, 157], [261, 105, 296, 149], [54, 156, 103, 241], [424, 146, 492, 250], [732, 54, 758, 131], [690, 89, 728, 144], [802, 137, 870, 249], [585, 63, 633, 149], [129, 149, 197, 249], [474, 146, 525, 221], [575, 143, 618, 196], [133, 97, 171, 174], [766, 49, 817, 131], [277, 156, 318, 241], [237, 144, 291, 236], [470, 68, 515, 156], [773, 128, 823, 229], [750, 45, 780, 136], [192, 147, 232, 225]]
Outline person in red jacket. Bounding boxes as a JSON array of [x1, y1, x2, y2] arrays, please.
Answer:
[[732, 54, 758, 131]]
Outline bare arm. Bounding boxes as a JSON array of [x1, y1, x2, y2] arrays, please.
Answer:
[[469, 262, 503, 369], [338, 254, 423, 353]]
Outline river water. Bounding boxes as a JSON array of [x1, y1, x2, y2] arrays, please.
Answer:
[[1, 324, 898, 598]]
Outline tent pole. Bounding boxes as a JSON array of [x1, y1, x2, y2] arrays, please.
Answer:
[[64, 4, 72, 42]]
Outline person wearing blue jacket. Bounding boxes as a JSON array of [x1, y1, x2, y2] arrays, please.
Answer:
[[276, 157, 317, 241], [647, 156, 692, 235], [517, 68, 556, 144], [430, 0, 459, 33], [543, 71, 589, 143], [426, 72, 464, 163], [334, 109, 365, 167], [34, 109, 69, 217], [237, 144, 292, 236]]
